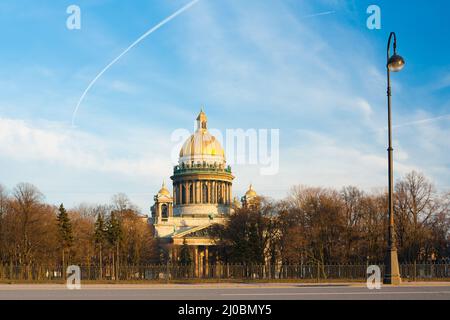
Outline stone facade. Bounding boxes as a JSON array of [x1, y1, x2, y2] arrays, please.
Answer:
[[150, 110, 257, 274]]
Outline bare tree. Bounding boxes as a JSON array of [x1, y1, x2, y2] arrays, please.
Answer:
[[0, 184, 7, 216], [0, 183, 59, 271], [395, 171, 437, 262], [112, 193, 136, 212], [0, 184, 9, 263], [0, 172, 448, 272], [426, 192, 450, 261], [341, 186, 365, 263], [12, 183, 44, 266], [212, 198, 277, 265]]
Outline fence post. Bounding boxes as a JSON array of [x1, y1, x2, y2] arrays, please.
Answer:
[[317, 261, 320, 283], [413, 261, 417, 281], [166, 261, 170, 283]]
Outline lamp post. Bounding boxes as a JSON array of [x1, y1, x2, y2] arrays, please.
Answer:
[[383, 32, 405, 285]]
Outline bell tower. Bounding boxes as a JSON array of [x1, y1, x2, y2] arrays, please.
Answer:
[[151, 182, 173, 227], [241, 184, 259, 209]]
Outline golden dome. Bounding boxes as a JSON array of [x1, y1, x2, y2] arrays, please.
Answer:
[[245, 184, 257, 197], [158, 181, 171, 196], [179, 110, 225, 164]]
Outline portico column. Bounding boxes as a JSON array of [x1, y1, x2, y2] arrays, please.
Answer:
[[194, 246, 199, 277], [205, 247, 209, 277], [171, 246, 177, 263], [199, 249, 204, 277]]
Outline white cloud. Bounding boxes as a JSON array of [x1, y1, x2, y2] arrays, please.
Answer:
[[231, 129, 420, 200], [0, 116, 171, 178], [354, 98, 373, 118], [1, 0, 448, 208], [167, 0, 449, 197]]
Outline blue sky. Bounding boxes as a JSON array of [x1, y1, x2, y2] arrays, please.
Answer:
[[0, 0, 449, 211]]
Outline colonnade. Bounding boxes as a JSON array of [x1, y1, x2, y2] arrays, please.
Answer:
[[173, 180, 232, 205], [171, 245, 212, 277]]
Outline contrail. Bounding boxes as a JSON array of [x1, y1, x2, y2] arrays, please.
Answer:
[[302, 11, 336, 19], [71, 0, 201, 127], [375, 113, 450, 131], [393, 114, 450, 129]]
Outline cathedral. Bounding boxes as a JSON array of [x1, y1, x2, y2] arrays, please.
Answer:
[[150, 110, 258, 274]]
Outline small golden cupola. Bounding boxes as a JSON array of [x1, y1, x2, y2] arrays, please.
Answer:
[[241, 184, 258, 208], [245, 184, 257, 197], [157, 181, 171, 197]]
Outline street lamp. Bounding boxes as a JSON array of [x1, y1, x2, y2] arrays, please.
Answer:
[[384, 32, 404, 285]]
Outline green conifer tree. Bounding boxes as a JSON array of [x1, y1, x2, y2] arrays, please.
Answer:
[[179, 238, 192, 265], [107, 211, 122, 280], [56, 203, 74, 272]]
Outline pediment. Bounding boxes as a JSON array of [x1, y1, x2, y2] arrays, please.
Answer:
[[172, 223, 218, 239]]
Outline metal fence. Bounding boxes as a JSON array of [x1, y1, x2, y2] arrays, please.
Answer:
[[1, 263, 449, 281]]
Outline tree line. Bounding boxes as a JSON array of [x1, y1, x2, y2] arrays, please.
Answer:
[[0, 171, 449, 268], [211, 171, 450, 266], [0, 185, 158, 274]]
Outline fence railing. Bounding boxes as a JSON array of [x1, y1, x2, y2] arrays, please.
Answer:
[[0, 263, 449, 281]]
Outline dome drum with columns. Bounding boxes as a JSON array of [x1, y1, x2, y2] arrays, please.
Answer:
[[171, 110, 234, 218], [150, 110, 258, 272]]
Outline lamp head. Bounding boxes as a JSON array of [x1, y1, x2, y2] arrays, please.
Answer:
[[387, 54, 405, 72]]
